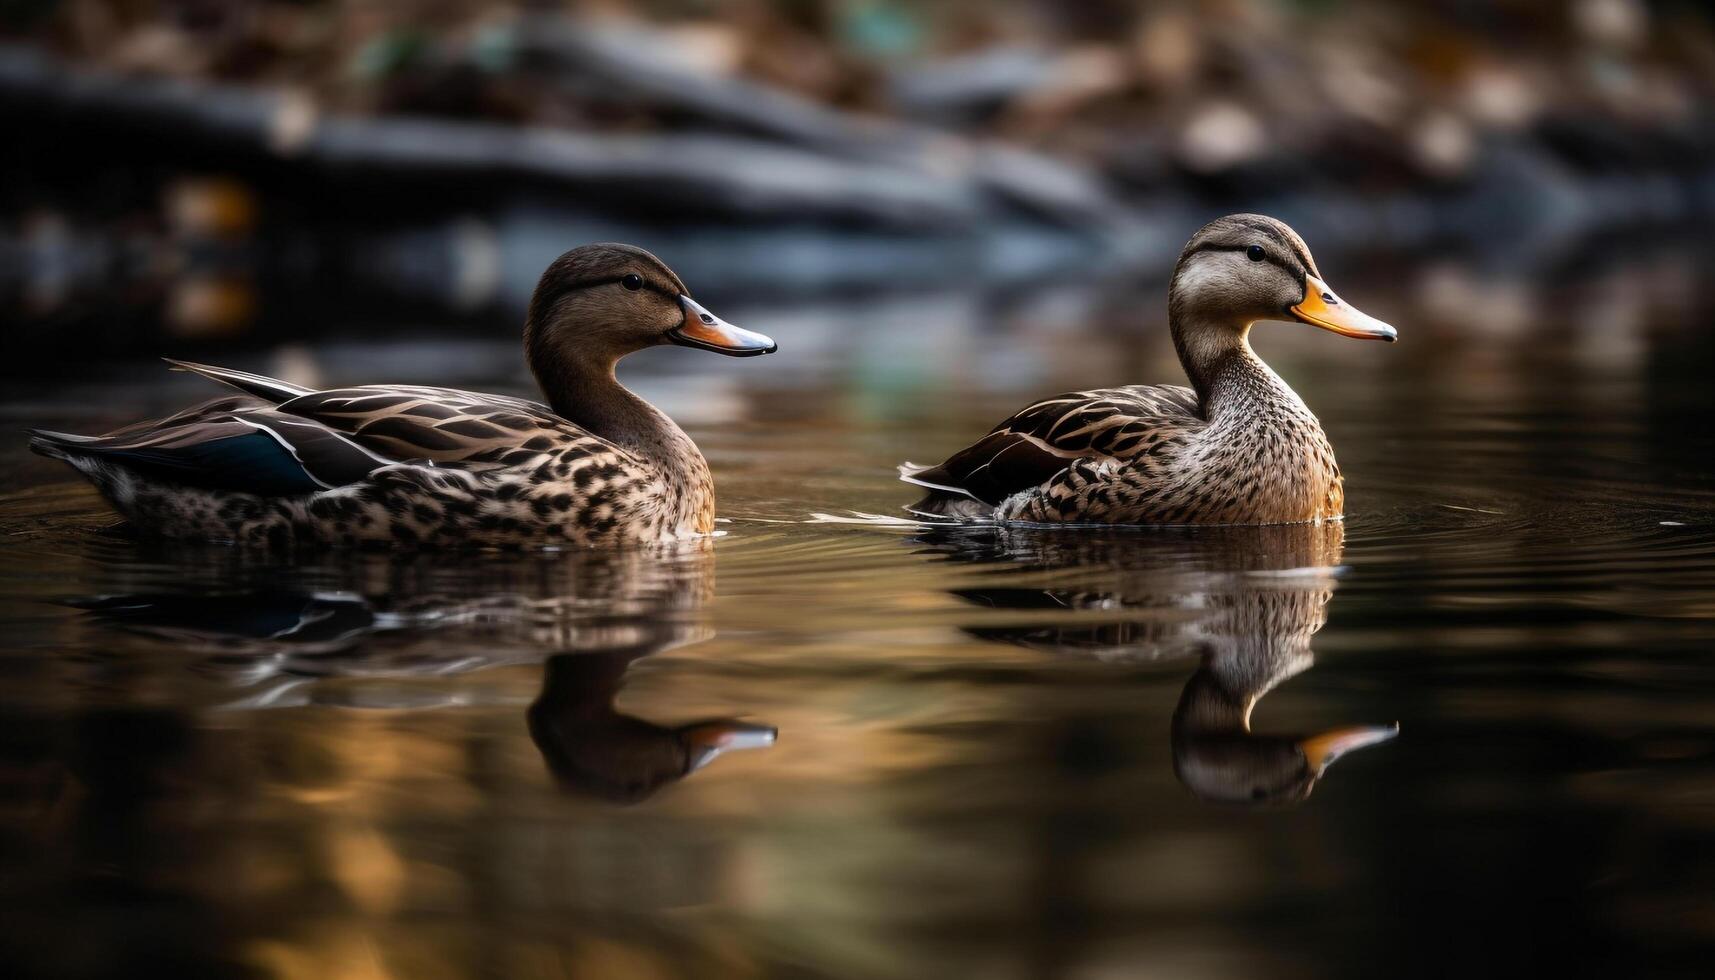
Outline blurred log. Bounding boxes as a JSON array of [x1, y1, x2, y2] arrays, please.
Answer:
[[887, 47, 1060, 122], [500, 19, 1131, 230], [308, 118, 988, 228], [0, 44, 1007, 229], [509, 17, 908, 157]]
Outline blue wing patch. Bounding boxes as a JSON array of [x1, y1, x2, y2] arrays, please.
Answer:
[[96, 430, 327, 496]]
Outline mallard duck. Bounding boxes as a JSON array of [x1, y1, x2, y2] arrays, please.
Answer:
[[29, 244, 775, 548], [900, 214, 1395, 525]]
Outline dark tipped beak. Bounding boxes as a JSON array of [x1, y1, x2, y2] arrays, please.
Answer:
[[668, 296, 777, 356], [1290, 275, 1397, 342]]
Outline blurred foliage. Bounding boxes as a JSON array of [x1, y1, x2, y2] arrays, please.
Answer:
[[8, 0, 1714, 183], [5, 1, 1714, 346]]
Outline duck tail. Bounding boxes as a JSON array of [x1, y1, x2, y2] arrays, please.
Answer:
[[28, 428, 97, 461], [896, 461, 966, 493], [904, 492, 996, 521], [163, 359, 313, 404], [898, 461, 994, 520]]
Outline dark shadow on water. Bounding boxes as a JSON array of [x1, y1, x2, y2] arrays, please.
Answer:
[[529, 651, 775, 805], [63, 541, 776, 801], [909, 521, 1397, 806]]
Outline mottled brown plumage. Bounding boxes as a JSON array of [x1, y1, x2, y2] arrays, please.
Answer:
[[30, 244, 777, 548], [901, 214, 1395, 525]]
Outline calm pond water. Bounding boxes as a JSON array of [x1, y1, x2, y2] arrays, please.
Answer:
[[3, 245, 1715, 978]]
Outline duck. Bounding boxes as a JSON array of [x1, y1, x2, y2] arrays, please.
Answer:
[[900, 214, 1395, 525], [29, 244, 776, 548]]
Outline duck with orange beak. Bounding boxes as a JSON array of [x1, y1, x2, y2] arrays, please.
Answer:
[[30, 244, 775, 547], [900, 214, 1394, 525]]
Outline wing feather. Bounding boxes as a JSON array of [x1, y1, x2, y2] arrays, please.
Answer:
[[277, 386, 603, 466], [39, 368, 634, 496], [902, 386, 1202, 506], [33, 393, 397, 496], [163, 359, 314, 403]]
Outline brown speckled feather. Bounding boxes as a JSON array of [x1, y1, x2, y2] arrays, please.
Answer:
[[33, 243, 773, 550], [279, 386, 584, 464], [31, 372, 702, 548], [900, 213, 1387, 527], [983, 355, 1342, 526], [903, 385, 1201, 507]]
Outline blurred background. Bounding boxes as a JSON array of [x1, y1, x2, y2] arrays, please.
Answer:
[[6, 4, 1715, 980], [3, 0, 1713, 353]]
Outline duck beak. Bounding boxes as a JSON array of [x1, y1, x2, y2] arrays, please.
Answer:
[[681, 721, 778, 772], [1290, 275, 1397, 342], [668, 296, 777, 356], [1298, 723, 1399, 774]]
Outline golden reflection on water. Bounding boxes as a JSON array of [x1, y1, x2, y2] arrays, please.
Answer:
[[0, 483, 1415, 978], [5, 249, 1715, 975], [4, 441, 1715, 977], [913, 522, 1397, 805]]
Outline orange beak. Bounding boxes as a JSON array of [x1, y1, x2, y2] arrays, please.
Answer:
[[681, 721, 778, 772], [1290, 275, 1397, 342], [1299, 723, 1400, 774], [668, 296, 777, 356]]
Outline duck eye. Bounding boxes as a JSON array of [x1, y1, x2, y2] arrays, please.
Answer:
[[1246, 245, 1266, 262], [621, 274, 643, 291]]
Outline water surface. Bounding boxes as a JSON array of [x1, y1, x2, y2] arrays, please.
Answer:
[[3, 250, 1715, 978]]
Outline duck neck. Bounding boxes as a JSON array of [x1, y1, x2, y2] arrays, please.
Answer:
[[1173, 667, 1254, 735], [533, 352, 706, 478], [534, 652, 627, 720], [1171, 314, 1298, 421], [1175, 639, 1310, 736]]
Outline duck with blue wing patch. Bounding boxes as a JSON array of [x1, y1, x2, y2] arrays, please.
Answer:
[[31, 244, 776, 548]]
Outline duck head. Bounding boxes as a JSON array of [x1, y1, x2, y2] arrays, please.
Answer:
[[914, 524, 1400, 808], [1171, 683, 1400, 807], [528, 651, 777, 804], [1168, 215, 1395, 382], [525, 243, 776, 377]]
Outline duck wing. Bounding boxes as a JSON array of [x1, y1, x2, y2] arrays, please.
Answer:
[[276, 384, 580, 466], [30, 395, 393, 496], [162, 360, 583, 467], [900, 385, 1202, 506], [34, 361, 631, 498]]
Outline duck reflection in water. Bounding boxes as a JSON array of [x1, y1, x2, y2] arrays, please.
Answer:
[[912, 522, 1396, 806], [67, 542, 775, 801], [530, 649, 775, 804]]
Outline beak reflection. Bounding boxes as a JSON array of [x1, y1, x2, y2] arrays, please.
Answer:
[[1299, 723, 1401, 774], [909, 523, 1401, 808]]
